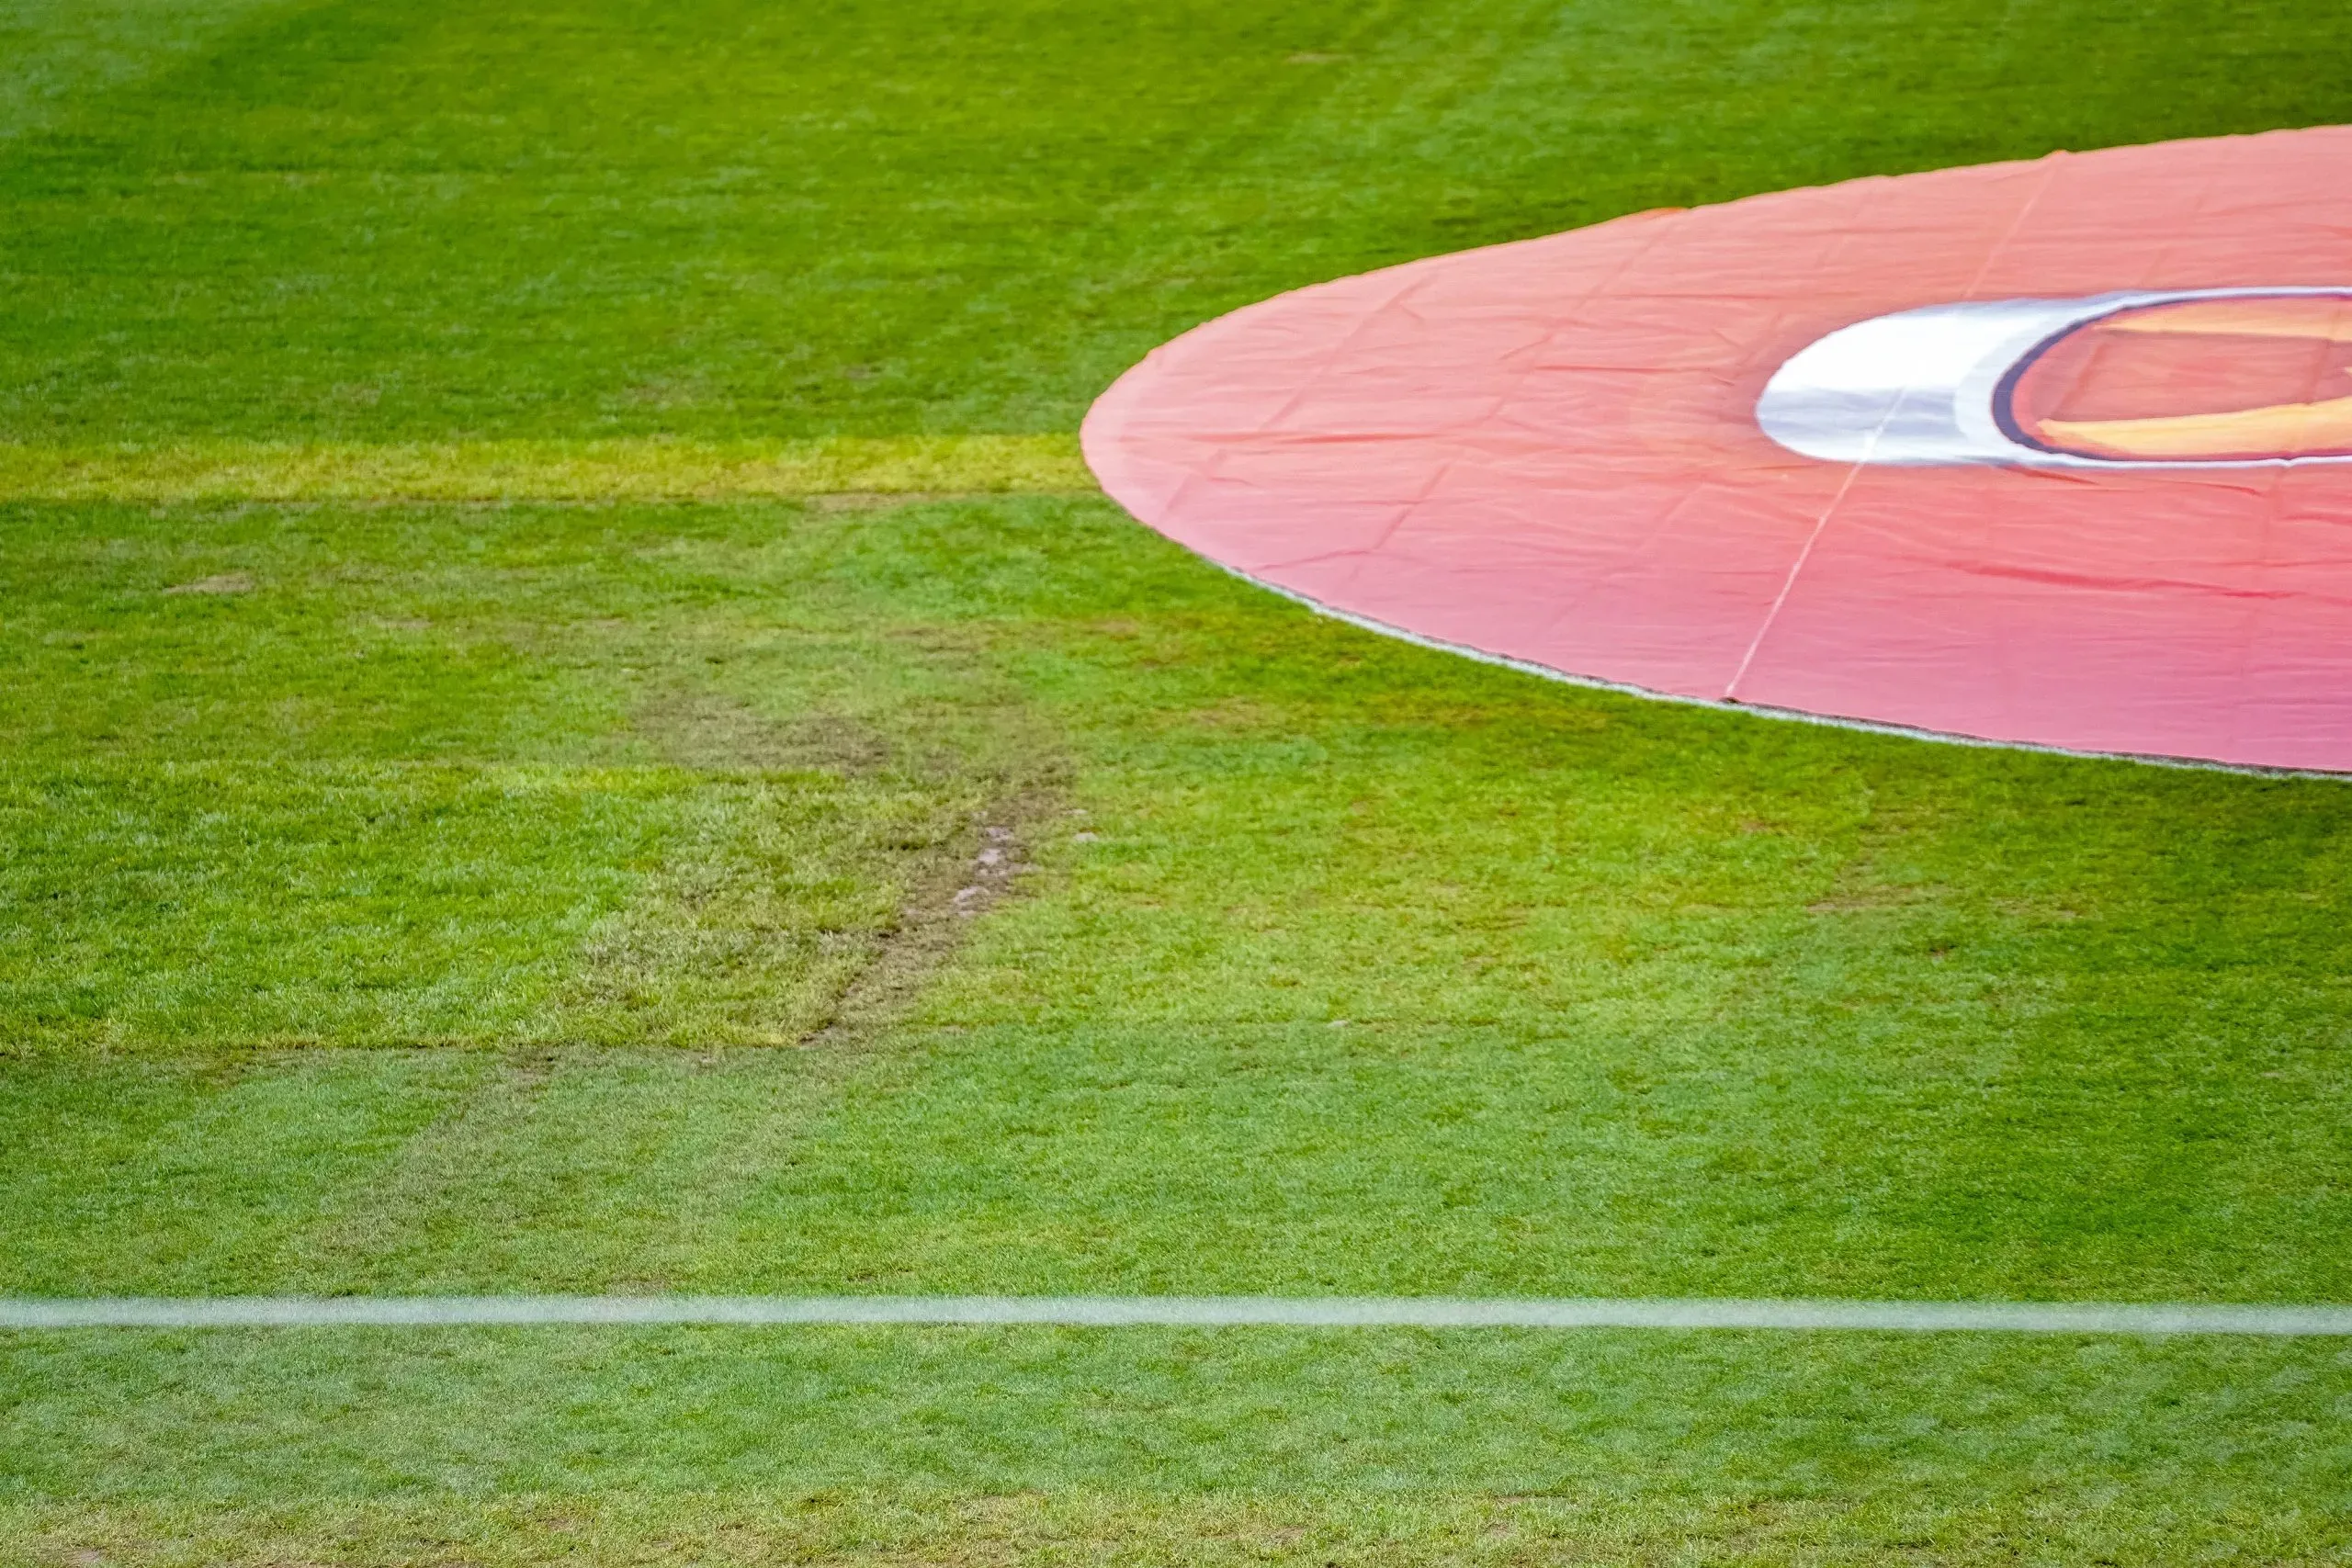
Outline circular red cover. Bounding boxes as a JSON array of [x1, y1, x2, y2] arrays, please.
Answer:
[[1082, 128, 2352, 773]]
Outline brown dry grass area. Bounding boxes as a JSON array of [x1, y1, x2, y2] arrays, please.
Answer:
[[0, 437, 1093, 504]]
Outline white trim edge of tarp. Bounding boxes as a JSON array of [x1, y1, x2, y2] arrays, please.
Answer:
[[6, 1296, 2352, 1334], [1209, 561, 2352, 781]]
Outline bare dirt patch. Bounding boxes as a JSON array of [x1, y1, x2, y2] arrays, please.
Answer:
[[800, 788, 1057, 1047]]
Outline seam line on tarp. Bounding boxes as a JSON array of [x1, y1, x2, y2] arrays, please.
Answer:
[[1724, 154, 2070, 705]]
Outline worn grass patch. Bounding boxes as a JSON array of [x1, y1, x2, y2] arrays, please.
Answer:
[[0, 496, 1059, 1049]]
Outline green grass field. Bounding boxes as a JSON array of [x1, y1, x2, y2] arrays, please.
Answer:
[[6, 0, 2352, 1562]]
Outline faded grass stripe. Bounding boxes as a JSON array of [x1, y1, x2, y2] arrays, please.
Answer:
[[6, 1296, 2352, 1334], [0, 435, 1093, 502]]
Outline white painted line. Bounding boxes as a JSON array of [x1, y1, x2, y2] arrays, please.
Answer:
[[5, 1296, 2352, 1333]]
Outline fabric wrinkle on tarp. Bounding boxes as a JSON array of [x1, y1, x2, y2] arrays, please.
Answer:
[[1083, 127, 2352, 773]]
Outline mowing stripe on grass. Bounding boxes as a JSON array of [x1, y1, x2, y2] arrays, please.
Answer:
[[0, 435, 1093, 503], [6, 1297, 2352, 1334]]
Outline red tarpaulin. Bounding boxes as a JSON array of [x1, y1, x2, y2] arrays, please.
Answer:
[[1081, 128, 2352, 773]]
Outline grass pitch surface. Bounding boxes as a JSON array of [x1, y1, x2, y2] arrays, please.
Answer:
[[5, 0, 2352, 1562]]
